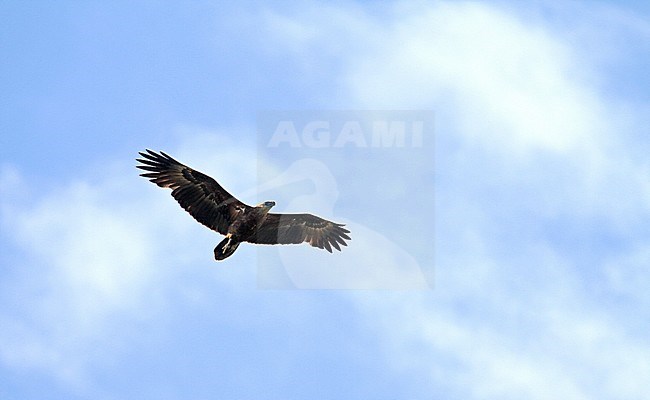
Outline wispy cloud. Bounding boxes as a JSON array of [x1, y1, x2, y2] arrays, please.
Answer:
[[0, 130, 261, 392], [263, 1, 650, 398], [0, 169, 157, 391]]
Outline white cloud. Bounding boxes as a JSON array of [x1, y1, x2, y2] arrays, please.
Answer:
[[15, 183, 154, 312], [606, 244, 650, 306], [356, 243, 650, 399], [264, 1, 650, 398], [261, 0, 614, 158], [0, 172, 159, 390], [0, 129, 261, 389]]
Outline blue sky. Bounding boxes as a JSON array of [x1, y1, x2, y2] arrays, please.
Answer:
[[2, 1, 650, 399]]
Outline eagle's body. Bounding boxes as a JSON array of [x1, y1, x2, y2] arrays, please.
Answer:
[[136, 150, 350, 261], [214, 201, 274, 260]]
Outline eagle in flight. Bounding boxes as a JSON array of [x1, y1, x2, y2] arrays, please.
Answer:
[[136, 150, 351, 261]]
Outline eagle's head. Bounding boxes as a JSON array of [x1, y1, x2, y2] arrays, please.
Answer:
[[257, 201, 276, 211]]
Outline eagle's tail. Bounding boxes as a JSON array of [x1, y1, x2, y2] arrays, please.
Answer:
[[214, 235, 240, 261]]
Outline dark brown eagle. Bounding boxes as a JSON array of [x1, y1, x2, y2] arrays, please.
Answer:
[[136, 150, 351, 261]]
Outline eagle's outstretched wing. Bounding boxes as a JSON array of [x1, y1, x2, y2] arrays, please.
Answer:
[[248, 213, 351, 252], [136, 149, 248, 234]]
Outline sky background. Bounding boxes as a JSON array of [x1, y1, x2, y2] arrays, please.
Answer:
[[2, 1, 650, 399]]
